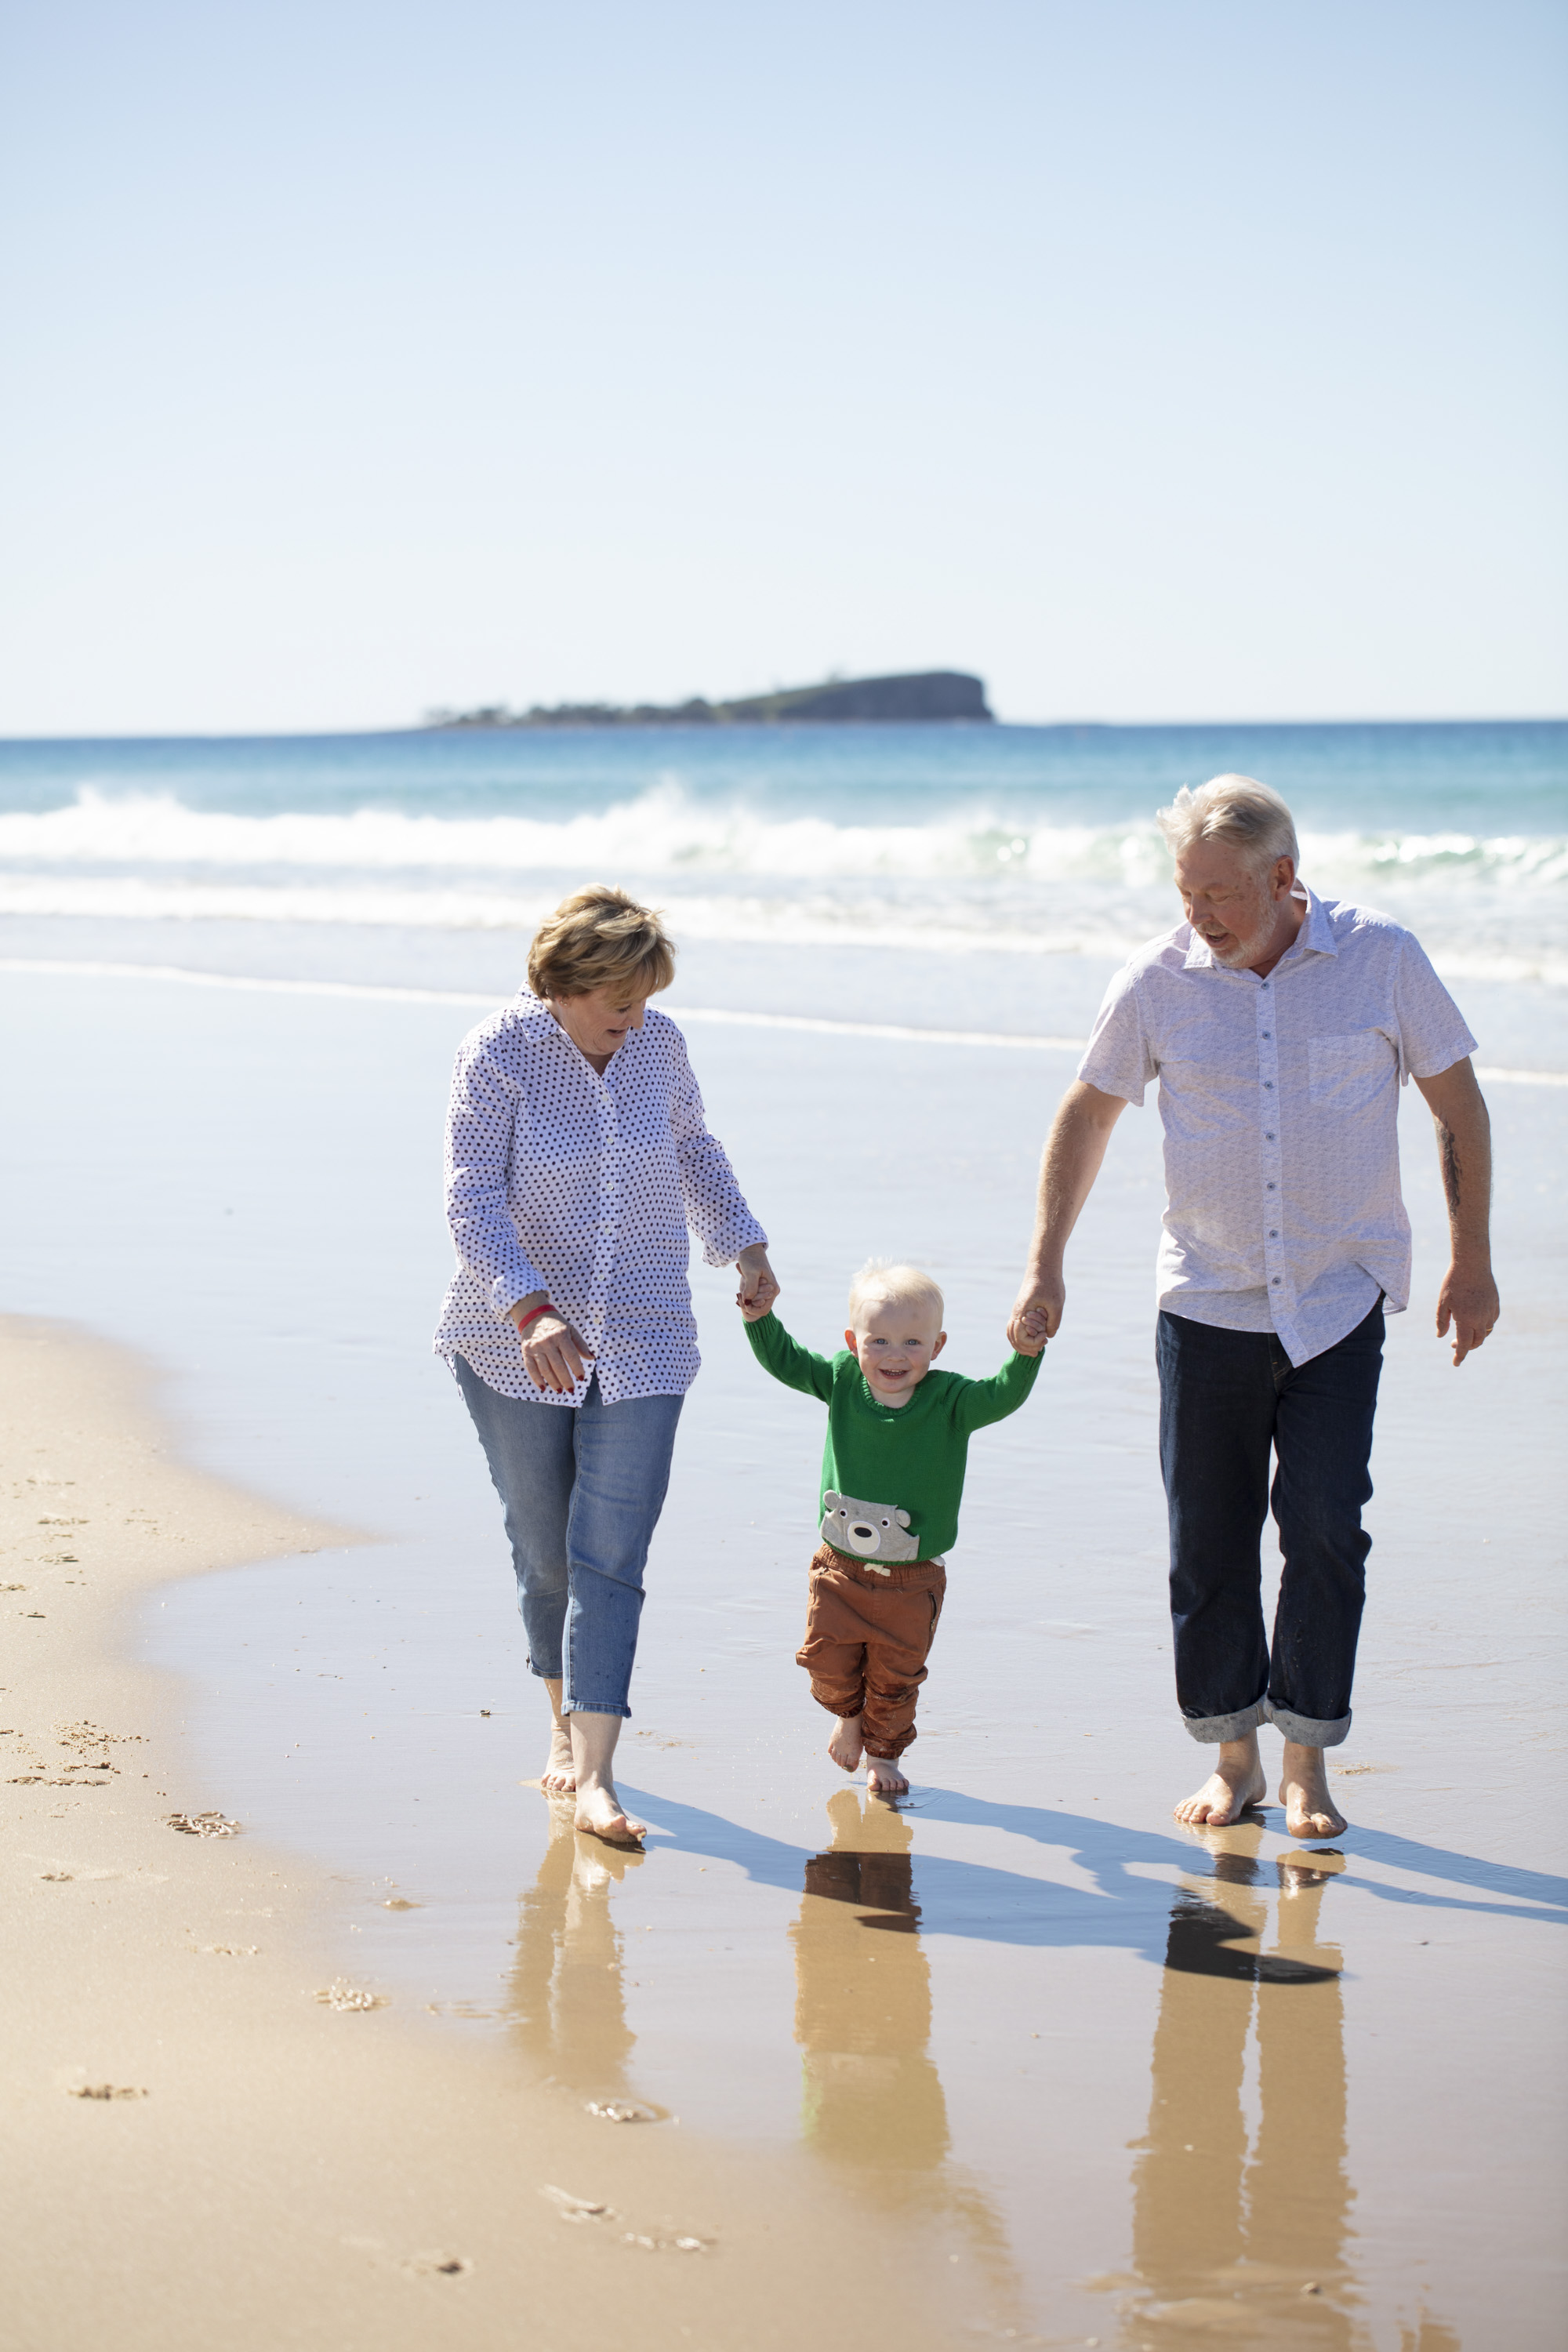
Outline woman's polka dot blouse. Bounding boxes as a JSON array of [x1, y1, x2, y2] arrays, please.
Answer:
[[434, 995, 767, 1405]]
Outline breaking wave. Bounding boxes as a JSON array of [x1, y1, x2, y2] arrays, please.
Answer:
[[1, 786, 1564, 982]]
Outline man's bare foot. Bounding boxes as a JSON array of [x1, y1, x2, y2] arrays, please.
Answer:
[[1174, 1733, 1268, 1827], [574, 1773, 646, 1846], [541, 1717, 576, 1794], [866, 1756, 909, 1798], [828, 1715, 865, 1773], [1279, 1743, 1347, 1839]]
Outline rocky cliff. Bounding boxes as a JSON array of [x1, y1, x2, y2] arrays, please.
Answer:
[[426, 670, 993, 728]]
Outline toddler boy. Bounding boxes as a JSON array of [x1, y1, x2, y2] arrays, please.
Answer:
[[740, 1260, 1045, 1795]]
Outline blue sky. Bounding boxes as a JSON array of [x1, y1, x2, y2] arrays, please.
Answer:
[[1, 0, 1563, 731]]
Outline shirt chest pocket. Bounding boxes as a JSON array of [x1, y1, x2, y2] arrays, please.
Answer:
[[1308, 1029, 1395, 1111]]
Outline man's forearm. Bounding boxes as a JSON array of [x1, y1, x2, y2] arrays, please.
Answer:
[[1417, 1062, 1494, 1263], [1024, 1085, 1123, 1277], [1435, 1098, 1492, 1260]]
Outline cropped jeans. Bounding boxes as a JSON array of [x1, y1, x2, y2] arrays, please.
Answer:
[[1156, 1299, 1385, 1748], [454, 1357, 683, 1719]]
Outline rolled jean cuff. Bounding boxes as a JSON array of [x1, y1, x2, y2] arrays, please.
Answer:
[[563, 1697, 633, 1721], [1181, 1698, 1267, 1744], [526, 1654, 562, 1682], [1264, 1699, 1352, 1748]]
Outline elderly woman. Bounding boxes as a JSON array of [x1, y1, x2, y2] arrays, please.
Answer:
[[434, 886, 778, 1842]]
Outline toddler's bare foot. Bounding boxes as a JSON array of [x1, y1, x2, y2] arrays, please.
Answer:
[[1174, 1733, 1267, 1827], [828, 1715, 865, 1773], [1279, 1742, 1347, 1839], [574, 1773, 646, 1846], [866, 1756, 909, 1798], [541, 1718, 576, 1794]]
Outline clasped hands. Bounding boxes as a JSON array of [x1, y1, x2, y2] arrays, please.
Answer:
[[1007, 1271, 1059, 1359]]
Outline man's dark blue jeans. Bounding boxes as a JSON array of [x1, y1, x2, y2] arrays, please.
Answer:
[[1156, 1298, 1385, 1748]]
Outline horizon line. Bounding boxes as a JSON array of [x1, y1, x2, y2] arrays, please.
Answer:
[[0, 712, 1565, 746]]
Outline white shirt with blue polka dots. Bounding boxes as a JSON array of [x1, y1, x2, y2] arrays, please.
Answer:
[[434, 994, 766, 1405]]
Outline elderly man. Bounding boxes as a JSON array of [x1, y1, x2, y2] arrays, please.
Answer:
[[1010, 775, 1499, 1837]]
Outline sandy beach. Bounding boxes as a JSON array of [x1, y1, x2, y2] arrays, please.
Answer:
[[2, 941, 1564, 2350], [0, 1312, 992, 2352]]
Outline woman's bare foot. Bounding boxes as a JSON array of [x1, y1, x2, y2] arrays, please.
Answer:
[[1279, 1742, 1347, 1839], [567, 1708, 644, 1845], [866, 1756, 909, 1798], [541, 1716, 576, 1794], [828, 1715, 865, 1773], [1174, 1733, 1268, 1827], [537, 1677, 576, 1793], [574, 1773, 646, 1846]]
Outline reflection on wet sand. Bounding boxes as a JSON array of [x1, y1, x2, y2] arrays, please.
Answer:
[[789, 1790, 1019, 2314], [790, 1790, 949, 2173], [499, 1795, 1473, 2347], [1123, 1831, 1457, 2351], [507, 1802, 643, 2103]]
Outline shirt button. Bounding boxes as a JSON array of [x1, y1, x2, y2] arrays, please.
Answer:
[[1266, 1181, 1276, 1191], [1272, 1276, 1281, 1286], [1265, 1131, 1276, 1141], [1261, 1030, 1272, 1039], [1269, 1229, 1279, 1237], [1263, 1080, 1274, 1089]]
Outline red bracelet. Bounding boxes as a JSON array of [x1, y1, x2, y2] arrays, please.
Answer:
[[514, 1303, 552, 1333]]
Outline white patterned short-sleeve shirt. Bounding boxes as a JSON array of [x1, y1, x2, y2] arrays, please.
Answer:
[[434, 995, 767, 1404], [1078, 887, 1477, 1366]]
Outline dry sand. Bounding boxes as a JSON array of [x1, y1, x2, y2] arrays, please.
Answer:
[[0, 1314, 976, 2352]]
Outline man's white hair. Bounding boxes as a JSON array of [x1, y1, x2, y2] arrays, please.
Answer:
[[847, 1259, 946, 1327], [1156, 774, 1299, 872]]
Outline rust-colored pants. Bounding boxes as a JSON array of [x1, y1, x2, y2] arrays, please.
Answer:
[[796, 1544, 947, 1759]]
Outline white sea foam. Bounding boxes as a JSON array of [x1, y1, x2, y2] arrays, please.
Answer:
[[2, 785, 1565, 886], [1, 786, 1564, 982]]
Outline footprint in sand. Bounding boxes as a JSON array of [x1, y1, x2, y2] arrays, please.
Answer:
[[313, 1980, 387, 2011]]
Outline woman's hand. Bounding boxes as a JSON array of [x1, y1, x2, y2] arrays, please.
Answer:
[[509, 1295, 595, 1394], [735, 1245, 779, 1323]]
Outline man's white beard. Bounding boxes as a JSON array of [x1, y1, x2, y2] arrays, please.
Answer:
[[1202, 896, 1272, 967]]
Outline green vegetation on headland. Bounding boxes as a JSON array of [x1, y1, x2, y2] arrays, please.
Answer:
[[423, 670, 993, 728]]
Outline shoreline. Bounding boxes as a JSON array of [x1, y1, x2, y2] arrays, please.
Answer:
[[0, 1314, 975, 2352]]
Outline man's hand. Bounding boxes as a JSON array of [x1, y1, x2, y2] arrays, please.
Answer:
[[1436, 1258, 1500, 1367], [1413, 1059, 1498, 1368], [508, 1295, 594, 1394], [735, 1244, 779, 1323], [1011, 1304, 1051, 1358], [1008, 1276, 1063, 1351]]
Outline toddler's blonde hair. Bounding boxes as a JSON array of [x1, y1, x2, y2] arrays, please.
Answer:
[[846, 1259, 946, 1328]]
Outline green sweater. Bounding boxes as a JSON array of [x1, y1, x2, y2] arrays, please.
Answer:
[[744, 1311, 1041, 1564]]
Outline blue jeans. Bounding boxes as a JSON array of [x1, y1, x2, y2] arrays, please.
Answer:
[[453, 1359, 684, 1719], [1156, 1300, 1385, 1748]]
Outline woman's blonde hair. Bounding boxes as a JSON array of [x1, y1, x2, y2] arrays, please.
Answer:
[[846, 1259, 946, 1328], [526, 886, 677, 1001]]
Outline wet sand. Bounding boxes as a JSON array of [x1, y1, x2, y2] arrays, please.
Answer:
[[0, 1316, 990, 2352], [2, 957, 1566, 2347]]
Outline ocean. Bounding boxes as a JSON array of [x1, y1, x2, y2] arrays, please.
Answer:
[[0, 717, 1563, 1000], [2, 719, 1563, 2343]]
